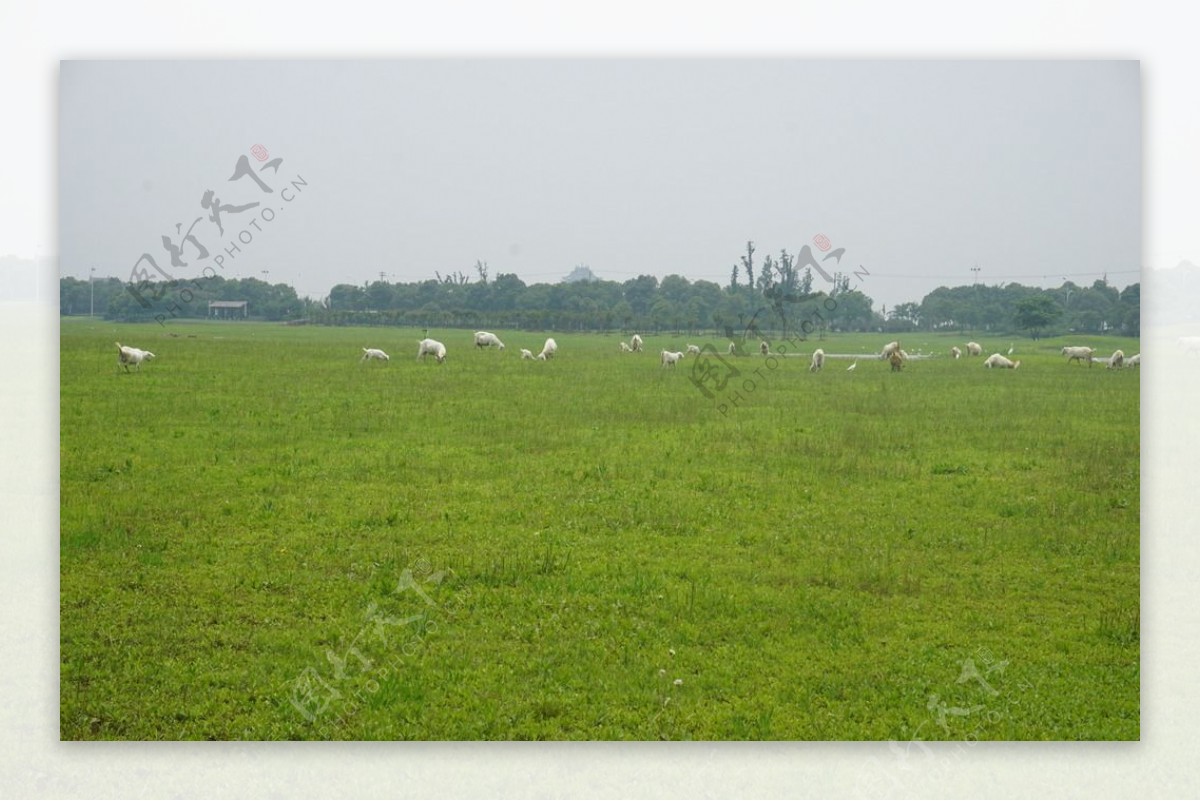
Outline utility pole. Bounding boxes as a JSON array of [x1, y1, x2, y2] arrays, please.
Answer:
[[970, 264, 981, 284]]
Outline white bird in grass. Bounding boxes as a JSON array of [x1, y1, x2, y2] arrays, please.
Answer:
[[1007, 343, 1014, 355], [847, 360, 858, 372]]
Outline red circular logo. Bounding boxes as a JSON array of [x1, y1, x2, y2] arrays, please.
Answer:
[[251, 144, 269, 162], [813, 234, 832, 252]]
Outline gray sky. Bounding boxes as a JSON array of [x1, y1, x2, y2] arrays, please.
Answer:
[[59, 60, 1139, 310]]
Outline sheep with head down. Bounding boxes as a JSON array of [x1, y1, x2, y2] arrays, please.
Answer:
[[809, 348, 825, 373], [417, 338, 447, 364], [360, 347, 389, 363], [984, 353, 1020, 369]]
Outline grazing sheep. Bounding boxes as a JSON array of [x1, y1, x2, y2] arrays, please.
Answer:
[[951, 346, 962, 359], [728, 342, 737, 356], [620, 342, 633, 352], [630, 334, 644, 352], [881, 340, 901, 360], [116, 342, 155, 373], [686, 344, 701, 356], [984, 353, 1020, 369], [1126, 353, 1140, 367], [360, 347, 390, 363], [661, 350, 685, 368], [417, 338, 447, 364], [538, 338, 558, 360], [966, 341, 983, 356], [1061, 346, 1095, 366], [473, 331, 505, 350], [889, 350, 904, 372], [810, 348, 825, 373], [520, 348, 534, 360], [1107, 349, 1125, 369], [760, 341, 770, 356]]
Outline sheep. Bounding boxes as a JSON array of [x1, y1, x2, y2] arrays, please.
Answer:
[[809, 348, 825, 373], [880, 340, 901, 360], [1126, 353, 1140, 367], [728, 342, 737, 356], [686, 344, 701, 356], [360, 347, 390, 363], [889, 350, 904, 372], [620, 342, 633, 352], [1061, 346, 1095, 366], [661, 350, 685, 368], [966, 341, 983, 356], [984, 353, 1020, 369], [115, 342, 155, 372], [951, 346, 962, 359], [473, 331, 505, 350], [1107, 349, 1125, 369], [520, 348, 534, 360], [760, 340, 770, 356], [630, 334, 644, 352], [538, 338, 558, 360], [417, 338, 447, 364]]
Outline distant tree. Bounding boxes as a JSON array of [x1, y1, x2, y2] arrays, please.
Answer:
[[741, 241, 755, 291], [1014, 295, 1062, 339], [729, 263, 740, 291], [563, 264, 598, 283]]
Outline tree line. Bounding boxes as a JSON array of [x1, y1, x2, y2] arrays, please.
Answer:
[[61, 245, 1138, 338]]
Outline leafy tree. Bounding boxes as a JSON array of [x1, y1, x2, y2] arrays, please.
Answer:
[[1014, 295, 1062, 339]]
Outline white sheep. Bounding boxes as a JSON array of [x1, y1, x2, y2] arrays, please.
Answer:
[[809, 348, 825, 373], [520, 348, 534, 360], [116, 342, 155, 372], [686, 344, 701, 356], [1061, 346, 1095, 366], [984, 353, 1020, 369], [417, 338, 447, 364], [966, 341, 983, 356], [620, 341, 633, 352], [630, 334, 644, 352], [360, 347, 390, 363], [661, 350, 685, 368], [473, 331, 505, 350], [1107, 349, 1125, 369], [880, 340, 901, 360], [760, 340, 770, 356], [538, 338, 558, 360], [727, 342, 737, 356], [1126, 353, 1140, 367], [950, 346, 962, 359]]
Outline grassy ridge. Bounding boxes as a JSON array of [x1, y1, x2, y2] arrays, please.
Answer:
[[60, 320, 1139, 740]]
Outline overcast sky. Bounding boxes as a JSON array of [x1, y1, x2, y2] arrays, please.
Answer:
[[59, 59, 1139, 310]]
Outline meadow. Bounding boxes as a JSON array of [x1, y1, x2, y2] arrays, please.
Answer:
[[59, 319, 1140, 740]]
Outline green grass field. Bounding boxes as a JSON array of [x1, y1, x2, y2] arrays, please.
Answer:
[[60, 319, 1139, 740]]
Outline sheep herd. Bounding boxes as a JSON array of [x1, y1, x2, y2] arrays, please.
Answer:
[[114, 331, 1142, 377]]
